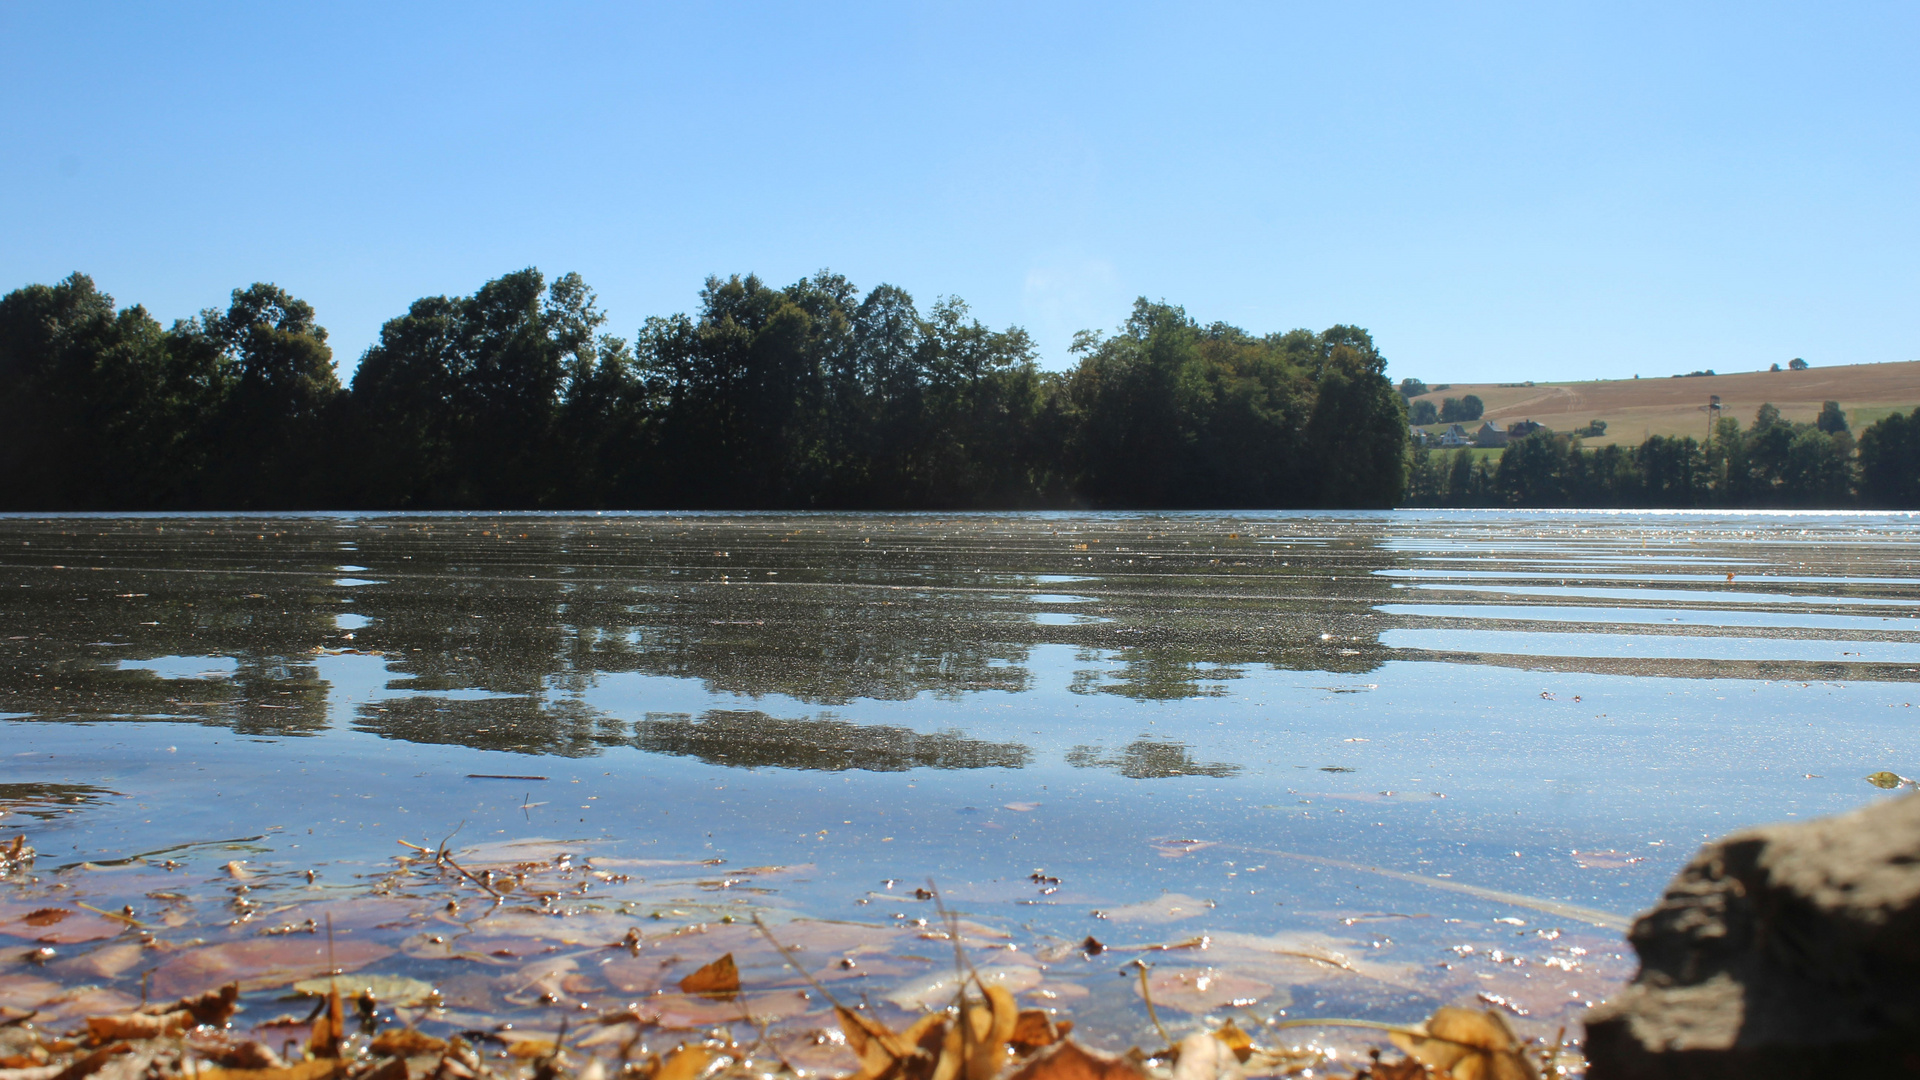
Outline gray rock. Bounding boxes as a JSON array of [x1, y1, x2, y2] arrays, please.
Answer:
[[1585, 791, 1920, 1077]]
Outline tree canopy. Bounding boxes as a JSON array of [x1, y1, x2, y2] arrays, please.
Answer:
[[0, 269, 1409, 510]]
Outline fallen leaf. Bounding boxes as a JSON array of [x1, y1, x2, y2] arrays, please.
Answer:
[[292, 975, 435, 1008], [1005, 1040, 1147, 1080], [370, 1029, 447, 1058], [2, 907, 124, 944], [1092, 893, 1214, 924], [148, 938, 391, 998], [507, 1040, 561, 1060], [1137, 968, 1273, 1014], [307, 984, 343, 1059], [194, 1058, 341, 1080], [1009, 1011, 1063, 1054], [655, 1045, 714, 1080], [1865, 771, 1914, 790], [883, 966, 1042, 1010], [1211, 1020, 1253, 1063], [677, 953, 739, 999], [88, 1012, 190, 1040], [1391, 1007, 1536, 1080]]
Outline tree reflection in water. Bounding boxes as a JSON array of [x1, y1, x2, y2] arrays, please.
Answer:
[[1065, 739, 1240, 778], [632, 710, 1031, 772]]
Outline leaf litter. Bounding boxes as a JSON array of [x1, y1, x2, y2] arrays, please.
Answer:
[[0, 828, 1624, 1079]]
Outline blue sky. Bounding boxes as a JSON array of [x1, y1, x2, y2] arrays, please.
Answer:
[[3, 2, 1914, 383]]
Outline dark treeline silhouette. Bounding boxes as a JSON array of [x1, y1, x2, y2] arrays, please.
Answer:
[[0, 269, 1407, 510], [1408, 401, 1920, 508]]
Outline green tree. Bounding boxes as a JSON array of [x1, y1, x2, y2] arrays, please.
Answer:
[[1858, 408, 1920, 508], [350, 269, 626, 507], [186, 283, 341, 506], [0, 274, 209, 508], [1816, 400, 1848, 434]]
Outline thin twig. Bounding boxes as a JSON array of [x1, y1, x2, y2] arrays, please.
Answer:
[[1132, 960, 1171, 1049]]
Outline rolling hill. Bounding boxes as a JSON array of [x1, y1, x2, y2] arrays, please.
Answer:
[[1407, 360, 1920, 447]]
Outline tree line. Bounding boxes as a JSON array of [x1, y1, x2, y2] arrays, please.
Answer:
[[0, 269, 1408, 510], [1406, 402, 1920, 508]]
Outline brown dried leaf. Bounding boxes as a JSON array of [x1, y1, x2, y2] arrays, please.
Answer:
[[87, 1012, 189, 1041], [676, 953, 739, 999], [1005, 1040, 1147, 1080], [655, 1045, 714, 1080], [1211, 1020, 1253, 1064], [193, 1058, 342, 1080], [165, 982, 240, 1027], [307, 984, 343, 1060], [44, 1042, 131, 1080], [371, 1029, 447, 1058], [1390, 1008, 1535, 1080], [1009, 1011, 1061, 1055]]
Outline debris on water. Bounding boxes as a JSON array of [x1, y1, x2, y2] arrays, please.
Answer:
[[1865, 771, 1917, 790]]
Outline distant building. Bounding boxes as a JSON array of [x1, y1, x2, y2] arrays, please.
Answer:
[[1409, 426, 1430, 447], [1506, 419, 1546, 440], [1474, 422, 1508, 448], [1438, 424, 1471, 448]]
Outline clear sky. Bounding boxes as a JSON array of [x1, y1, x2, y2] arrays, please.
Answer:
[[3, 2, 1914, 384]]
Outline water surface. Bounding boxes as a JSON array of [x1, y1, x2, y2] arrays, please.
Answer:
[[3, 511, 1917, 1051]]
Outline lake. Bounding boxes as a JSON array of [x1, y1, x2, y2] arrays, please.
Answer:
[[3, 511, 1917, 1062]]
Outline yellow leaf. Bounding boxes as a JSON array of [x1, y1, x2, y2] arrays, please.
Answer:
[[307, 984, 343, 1060], [194, 1058, 341, 1080], [656, 1045, 714, 1080], [1211, 1019, 1253, 1064], [370, 1029, 447, 1057]]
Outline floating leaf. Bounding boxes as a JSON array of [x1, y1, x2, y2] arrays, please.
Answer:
[[1091, 893, 1213, 924], [292, 974, 435, 1008], [1865, 771, 1914, 790], [676, 953, 739, 998]]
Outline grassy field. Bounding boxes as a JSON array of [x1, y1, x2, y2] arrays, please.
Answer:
[[1408, 360, 1920, 447]]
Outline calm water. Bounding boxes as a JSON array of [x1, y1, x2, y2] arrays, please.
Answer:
[[4, 511, 1919, 1050]]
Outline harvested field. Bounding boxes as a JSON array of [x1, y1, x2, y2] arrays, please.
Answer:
[[1410, 360, 1920, 447]]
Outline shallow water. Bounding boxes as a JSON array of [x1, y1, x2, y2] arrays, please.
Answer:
[[3, 511, 1918, 1057]]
